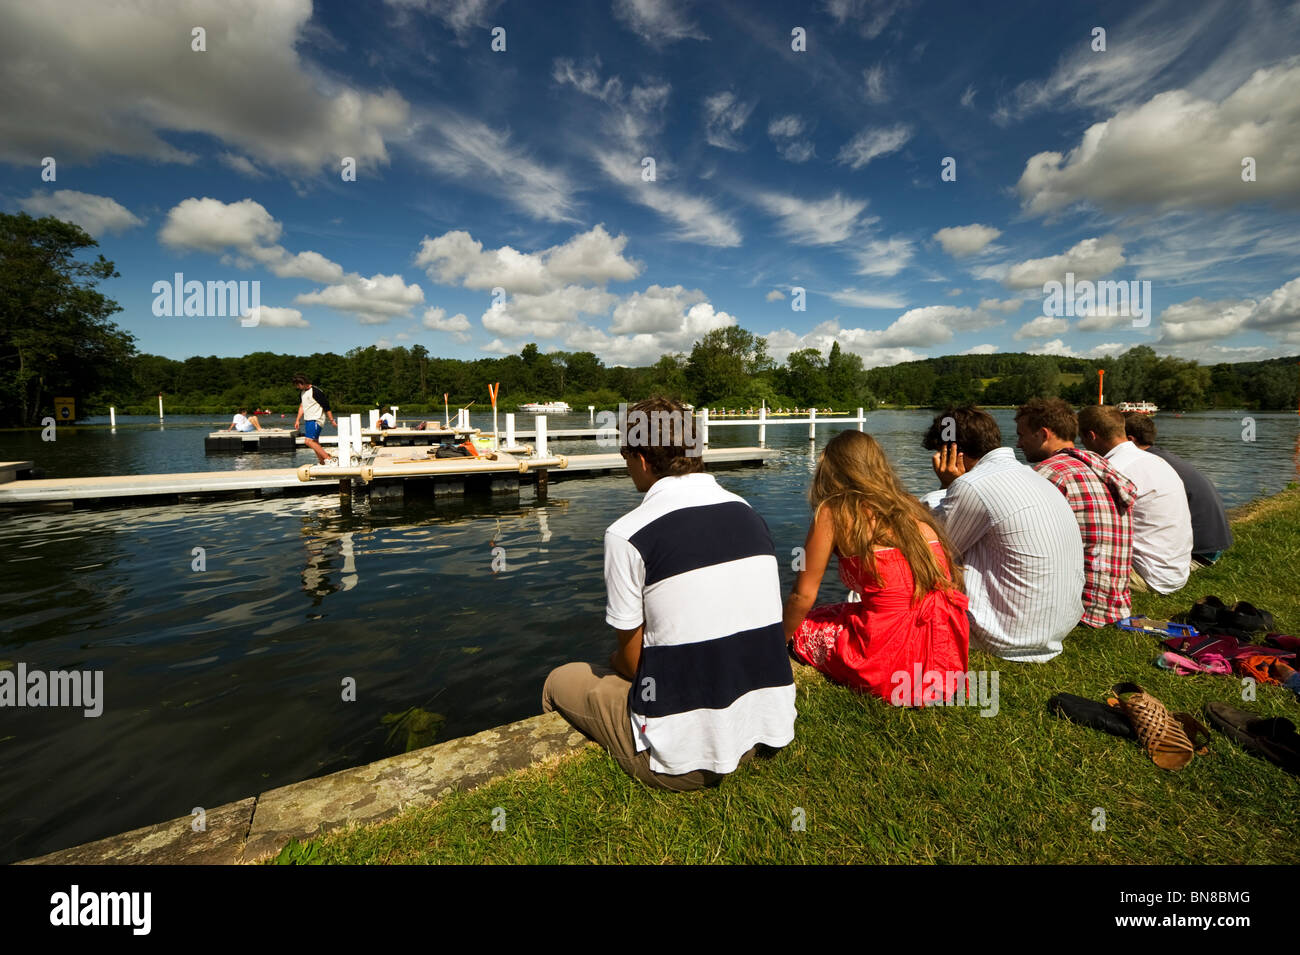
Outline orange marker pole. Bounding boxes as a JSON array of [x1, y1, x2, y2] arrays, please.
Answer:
[[1098, 369, 1105, 406]]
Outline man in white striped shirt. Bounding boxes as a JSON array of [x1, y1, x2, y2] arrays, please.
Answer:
[[924, 408, 1084, 662]]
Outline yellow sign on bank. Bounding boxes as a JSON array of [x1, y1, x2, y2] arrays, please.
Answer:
[[53, 397, 75, 422]]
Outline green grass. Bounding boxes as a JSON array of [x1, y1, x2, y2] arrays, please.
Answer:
[[277, 489, 1300, 864]]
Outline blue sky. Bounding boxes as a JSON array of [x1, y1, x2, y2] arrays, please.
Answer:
[[3, 0, 1298, 367]]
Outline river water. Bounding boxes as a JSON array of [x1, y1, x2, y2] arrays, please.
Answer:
[[1, 409, 1296, 862]]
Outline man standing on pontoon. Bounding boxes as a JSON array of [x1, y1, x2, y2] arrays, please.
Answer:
[[293, 374, 337, 465]]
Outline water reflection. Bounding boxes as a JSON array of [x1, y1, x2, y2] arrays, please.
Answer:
[[300, 515, 359, 601]]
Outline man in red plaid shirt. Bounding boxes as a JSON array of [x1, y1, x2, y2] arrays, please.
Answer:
[[1015, 398, 1137, 627]]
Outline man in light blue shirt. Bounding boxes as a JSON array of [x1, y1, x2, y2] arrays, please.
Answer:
[[923, 407, 1084, 662]]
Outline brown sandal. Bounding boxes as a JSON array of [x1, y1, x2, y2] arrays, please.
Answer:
[[1109, 682, 1210, 770]]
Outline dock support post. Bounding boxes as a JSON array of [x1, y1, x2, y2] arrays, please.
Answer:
[[350, 413, 364, 461], [110, 407, 116, 429], [337, 417, 352, 466], [857, 407, 864, 432], [158, 394, 164, 422], [368, 409, 379, 429], [758, 405, 766, 447], [809, 407, 817, 441], [536, 468, 548, 502], [588, 405, 595, 425], [505, 413, 516, 449], [700, 408, 710, 446], [535, 415, 548, 458], [340, 477, 351, 505]]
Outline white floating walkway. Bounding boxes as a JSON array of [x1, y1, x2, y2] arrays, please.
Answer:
[[0, 448, 777, 508]]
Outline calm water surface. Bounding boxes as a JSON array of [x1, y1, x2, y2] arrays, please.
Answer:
[[1, 410, 1296, 861]]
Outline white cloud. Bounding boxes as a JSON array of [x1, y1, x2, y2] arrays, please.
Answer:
[[295, 273, 424, 324], [862, 64, 889, 103], [1003, 237, 1127, 289], [768, 114, 815, 163], [933, 223, 1001, 257], [703, 91, 755, 151], [564, 299, 737, 365], [610, 284, 707, 333], [217, 153, 267, 179], [766, 289, 786, 302], [612, 0, 707, 46], [962, 343, 997, 355], [753, 191, 871, 246], [481, 285, 619, 338], [853, 237, 914, 277], [1016, 60, 1300, 217], [1014, 315, 1071, 339], [960, 84, 977, 108], [768, 115, 804, 138], [828, 288, 909, 309], [481, 338, 515, 354], [837, 124, 912, 169], [248, 306, 308, 328], [0, 0, 409, 174], [415, 109, 580, 224], [1027, 338, 1076, 357], [766, 319, 924, 367], [159, 197, 345, 283], [422, 306, 471, 342], [385, 0, 505, 40], [18, 190, 142, 237], [824, 0, 908, 40]]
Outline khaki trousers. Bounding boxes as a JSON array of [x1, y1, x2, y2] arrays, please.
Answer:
[[542, 661, 737, 792]]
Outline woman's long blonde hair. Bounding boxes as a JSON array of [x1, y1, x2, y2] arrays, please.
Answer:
[[810, 430, 963, 602]]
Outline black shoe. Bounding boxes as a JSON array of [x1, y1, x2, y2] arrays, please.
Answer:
[[1048, 692, 1136, 739]]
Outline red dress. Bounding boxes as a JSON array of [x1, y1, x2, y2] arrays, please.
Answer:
[[792, 541, 970, 704]]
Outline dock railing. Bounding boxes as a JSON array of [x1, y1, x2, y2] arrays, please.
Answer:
[[696, 407, 865, 447]]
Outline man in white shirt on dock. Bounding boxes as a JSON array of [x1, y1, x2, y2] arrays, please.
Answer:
[[228, 408, 263, 433], [292, 374, 337, 465], [924, 407, 1085, 662], [542, 396, 796, 790], [1079, 406, 1193, 594]]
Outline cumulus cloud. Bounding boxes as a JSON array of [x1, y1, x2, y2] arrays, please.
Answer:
[[159, 197, 345, 283], [294, 274, 424, 324], [962, 343, 997, 355], [422, 306, 471, 342], [703, 91, 755, 151], [766, 319, 924, 367], [1014, 315, 1071, 339], [18, 190, 142, 236], [1154, 276, 1300, 344], [415, 224, 641, 294], [248, 306, 308, 328], [753, 191, 871, 246], [766, 289, 786, 302], [933, 223, 1001, 257], [610, 284, 707, 333], [837, 124, 912, 169], [0, 0, 409, 174], [1016, 60, 1300, 217], [564, 300, 737, 365], [1003, 237, 1127, 289]]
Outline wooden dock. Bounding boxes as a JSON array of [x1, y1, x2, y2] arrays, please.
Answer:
[[0, 448, 778, 509], [205, 427, 477, 452]]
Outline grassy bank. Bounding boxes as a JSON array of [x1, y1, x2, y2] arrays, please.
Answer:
[[278, 487, 1300, 864]]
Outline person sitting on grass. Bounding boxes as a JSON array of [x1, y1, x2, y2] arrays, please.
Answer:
[[1078, 406, 1192, 594], [542, 395, 796, 791], [228, 408, 263, 433], [1123, 412, 1232, 568], [784, 430, 970, 703], [923, 406, 1084, 662], [1015, 398, 1137, 628]]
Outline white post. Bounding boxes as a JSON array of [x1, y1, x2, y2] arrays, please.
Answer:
[[857, 407, 865, 431], [588, 405, 595, 425], [758, 404, 766, 447], [158, 394, 164, 421], [700, 408, 710, 446], [493, 405, 499, 451], [109, 407, 116, 428], [368, 409, 379, 429], [535, 415, 548, 458], [505, 412, 516, 449], [809, 407, 817, 441], [350, 413, 363, 458], [337, 416, 352, 466]]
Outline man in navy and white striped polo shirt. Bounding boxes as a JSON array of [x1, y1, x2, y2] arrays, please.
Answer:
[[542, 396, 796, 790]]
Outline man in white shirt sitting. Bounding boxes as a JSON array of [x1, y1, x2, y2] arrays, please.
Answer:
[[923, 407, 1084, 662], [228, 408, 263, 433], [1079, 405, 1192, 594], [379, 406, 397, 429]]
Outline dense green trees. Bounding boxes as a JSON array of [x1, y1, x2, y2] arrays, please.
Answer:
[[0, 213, 137, 426]]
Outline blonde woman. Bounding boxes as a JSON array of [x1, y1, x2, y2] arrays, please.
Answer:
[[785, 430, 970, 703]]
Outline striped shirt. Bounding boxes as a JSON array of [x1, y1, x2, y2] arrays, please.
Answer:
[[605, 473, 796, 775], [1033, 448, 1136, 628], [1104, 442, 1193, 594], [931, 447, 1085, 662]]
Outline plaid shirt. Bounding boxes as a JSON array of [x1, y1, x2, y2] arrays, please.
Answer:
[[1033, 448, 1137, 628]]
